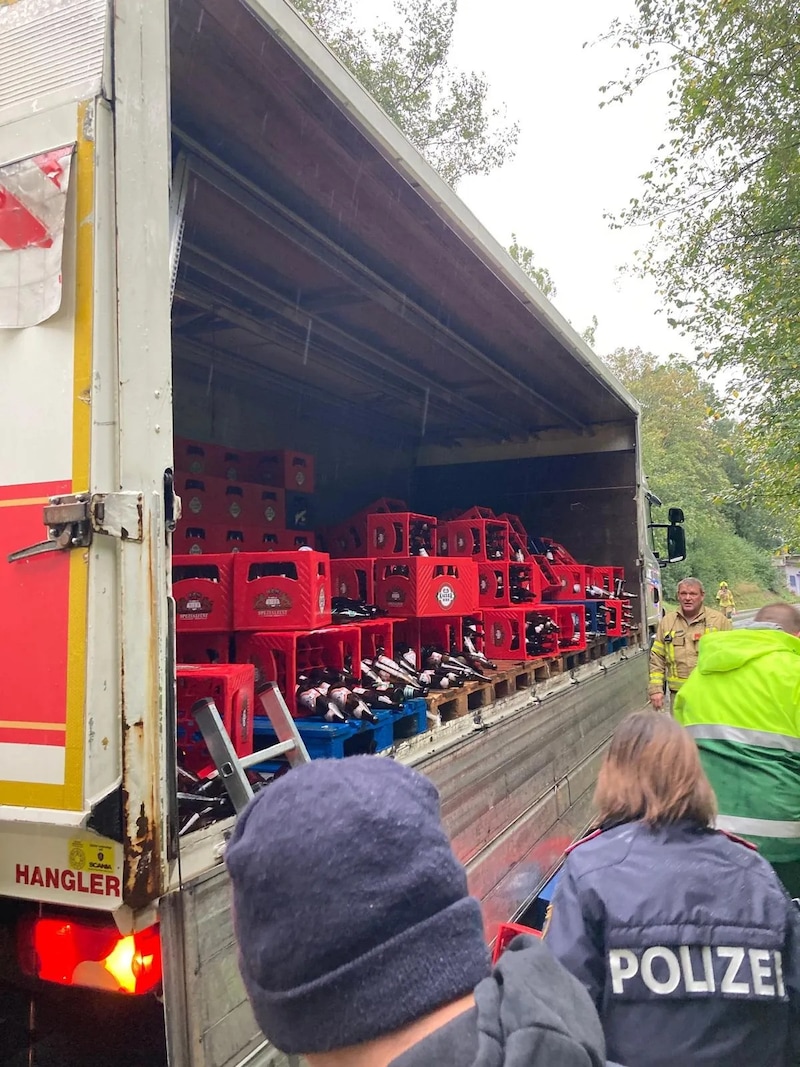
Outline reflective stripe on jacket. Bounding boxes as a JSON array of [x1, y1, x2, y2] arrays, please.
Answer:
[[648, 607, 731, 694], [674, 627, 800, 865]]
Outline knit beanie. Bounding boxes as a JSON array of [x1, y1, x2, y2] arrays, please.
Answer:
[[226, 756, 490, 1055]]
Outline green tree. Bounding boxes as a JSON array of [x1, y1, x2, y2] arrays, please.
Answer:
[[602, 347, 782, 598], [293, 0, 518, 186], [508, 234, 557, 298], [598, 2, 800, 528]]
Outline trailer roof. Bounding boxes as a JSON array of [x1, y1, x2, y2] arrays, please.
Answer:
[[169, 0, 639, 446]]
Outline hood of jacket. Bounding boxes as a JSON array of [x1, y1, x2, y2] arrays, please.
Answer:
[[391, 936, 607, 1067], [695, 626, 800, 674]]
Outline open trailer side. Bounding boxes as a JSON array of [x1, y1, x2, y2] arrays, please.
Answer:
[[0, 2, 663, 1064]]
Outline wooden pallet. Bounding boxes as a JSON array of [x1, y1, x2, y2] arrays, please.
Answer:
[[424, 658, 551, 722]]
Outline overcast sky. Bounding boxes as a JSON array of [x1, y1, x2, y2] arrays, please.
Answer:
[[347, 0, 687, 360]]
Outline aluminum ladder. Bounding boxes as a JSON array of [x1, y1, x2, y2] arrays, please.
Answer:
[[192, 681, 311, 814]]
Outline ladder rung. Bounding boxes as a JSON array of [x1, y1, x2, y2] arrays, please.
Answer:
[[241, 740, 296, 766]]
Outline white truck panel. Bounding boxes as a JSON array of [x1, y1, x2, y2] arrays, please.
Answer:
[[0, 0, 107, 127], [0, 106, 78, 485]]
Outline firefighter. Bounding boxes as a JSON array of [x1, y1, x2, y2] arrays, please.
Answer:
[[675, 603, 800, 897], [226, 756, 611, 1067], [715, 581, 736, 619], [545, 712, 800, 1067], [648, 577, 731, 709]]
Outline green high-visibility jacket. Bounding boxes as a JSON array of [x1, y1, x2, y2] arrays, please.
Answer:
[[674, 627, 800, 865]]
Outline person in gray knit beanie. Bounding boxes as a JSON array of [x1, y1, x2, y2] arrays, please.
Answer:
[[227, 756, 610, 1067]]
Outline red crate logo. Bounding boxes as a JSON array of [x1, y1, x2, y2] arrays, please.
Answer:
[[188, 494, 203, 515], [480, 575, 489, 593], [253, 589, 293, 615], [318, 587, 327, 613], [492, 623, 505, 642], [176, 590, 214, 620], [436, 584, 457, 609], [387, 587, 406, 605]]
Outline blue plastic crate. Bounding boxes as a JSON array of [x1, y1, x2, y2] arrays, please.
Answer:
[[252, 709, 394, 760], [391, 698, 428, 741]]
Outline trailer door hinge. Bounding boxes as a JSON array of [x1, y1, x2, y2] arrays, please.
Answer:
[[8, 492, 144, 563]]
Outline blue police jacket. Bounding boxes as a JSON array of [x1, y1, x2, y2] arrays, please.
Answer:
[[545, 819, 800, 1067]]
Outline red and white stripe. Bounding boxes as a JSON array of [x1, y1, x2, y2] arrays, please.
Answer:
[[0, 145, 74, 328]]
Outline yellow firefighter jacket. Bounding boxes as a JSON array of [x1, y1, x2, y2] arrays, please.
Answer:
[[649, 606, 732, 695]]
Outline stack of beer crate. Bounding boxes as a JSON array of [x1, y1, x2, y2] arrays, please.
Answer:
[[172, 438, 316, 554]]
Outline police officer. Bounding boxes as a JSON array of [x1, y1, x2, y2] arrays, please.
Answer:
[[649, 577, 731, 709], [545, 712, 800, 1067]]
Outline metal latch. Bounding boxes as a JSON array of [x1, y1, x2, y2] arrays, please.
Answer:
[[8, 491, 143, 563]]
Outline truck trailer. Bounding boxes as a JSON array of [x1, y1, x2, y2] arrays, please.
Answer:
[[0, 1, 684, 1064]]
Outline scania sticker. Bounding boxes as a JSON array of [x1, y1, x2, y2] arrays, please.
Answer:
[[436, 584, 456, 608], [68, 839, 115, 874]]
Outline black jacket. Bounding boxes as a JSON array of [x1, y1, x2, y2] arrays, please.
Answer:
[[390, 935, 609, 1066], [546, 819, 800, 1066]]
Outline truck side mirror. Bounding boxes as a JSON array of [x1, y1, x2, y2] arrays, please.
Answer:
[[668, 507, 685, 524], [667, 524, 686, 563]]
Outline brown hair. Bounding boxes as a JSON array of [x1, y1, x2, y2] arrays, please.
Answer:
[[755, 602, 800, 635], [594, 712, 716, 827]]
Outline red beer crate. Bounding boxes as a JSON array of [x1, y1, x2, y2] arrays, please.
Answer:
[[603, 599, 627, 638], [324, 499, 408, 558], [537, 537, 577, 567], [174, 437, 221, 477], [176, 663, 255, 773], [233, 551, 332, 631], [176, 632, 230, 664], [437, 516, 509, 562], [482, 609, 562, 661], [367, 512, 437, 557], [173, 554, 233, 632], [531, 554, 563, 597], [477, 561, 546, 608], [176, 474, 249, 525], [280, 531, 317, 551], [249, 450, 315, 493], [482, 610, 530, 661], [331, 558, 376, 603], [323, 520, 367, 559], [355, 618, 396, 661], [251, 487, 286, 530], [236, 626, 360, 708], [548, 564, 595, 602], [206, 525, 275, 553], [375, 557, 478, 617], [591, 566, 626, 597], [173, 524, 214, 555], [554, 604, 587, 653], [497, 513, 533, 561], [393, 616, 464, 667]]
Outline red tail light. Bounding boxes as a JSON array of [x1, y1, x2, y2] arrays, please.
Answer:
[[17, 913, 162, 995]]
